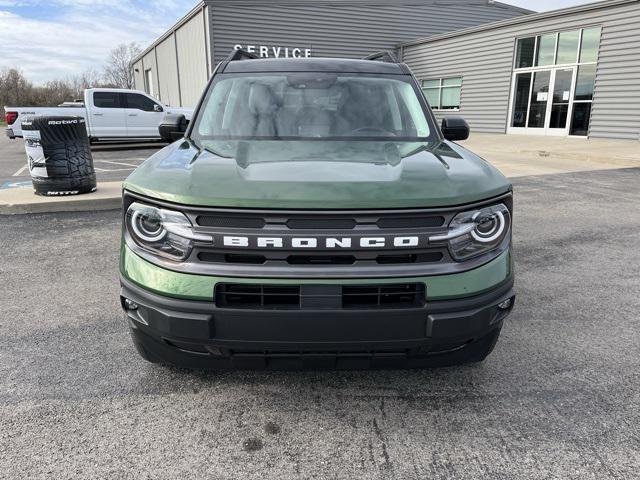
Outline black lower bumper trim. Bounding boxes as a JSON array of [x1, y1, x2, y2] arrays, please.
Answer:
[[130, 323, 504, 370], [120, 276, 514, 369]]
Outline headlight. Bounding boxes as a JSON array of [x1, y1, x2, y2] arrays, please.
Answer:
[[126, 202, 212, 261], [430, 203, 511, 261]]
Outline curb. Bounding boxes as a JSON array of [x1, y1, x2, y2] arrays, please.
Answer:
[[0, 181, 123, 215]]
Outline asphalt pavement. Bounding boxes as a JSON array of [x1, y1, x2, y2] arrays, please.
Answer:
[[0, 135, 164, 187], [1, 168, 639, 479]]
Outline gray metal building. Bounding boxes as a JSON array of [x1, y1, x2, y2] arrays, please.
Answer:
[[401, 0, 640, 139], [132, 0, 531, 108]]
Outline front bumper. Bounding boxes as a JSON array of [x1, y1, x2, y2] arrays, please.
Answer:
[[121, 272, 515, 369]]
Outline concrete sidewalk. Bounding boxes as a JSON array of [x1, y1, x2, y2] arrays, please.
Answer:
[[460, 133, 640, 178], [0, 134, 638, 214], [0, 181, 122, 214]]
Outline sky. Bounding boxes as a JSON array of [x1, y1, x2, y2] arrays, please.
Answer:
[[0, 0, 193, 84], [0, 0, 596, 84]]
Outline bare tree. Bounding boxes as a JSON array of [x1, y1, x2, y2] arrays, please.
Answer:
[[1, 42, 139, 108], [104, 42, 141, 89], [71, 68, 105, 97], [31, 79, 75, 106], [0, 68, 33, 107], [1, 67, 111, 107]]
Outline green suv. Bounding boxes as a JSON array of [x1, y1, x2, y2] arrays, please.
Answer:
[[120, 51, 515, 369]]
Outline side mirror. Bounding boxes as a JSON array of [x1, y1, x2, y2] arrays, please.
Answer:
[[153, 104, 164, 113], [159, 114, 187, 142], [441, 116, 470, 141]]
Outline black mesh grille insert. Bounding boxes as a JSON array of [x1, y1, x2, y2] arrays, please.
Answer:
[[198, 253, 267, 264], [215, 283, 425, 310], [376, 252, 443, 264], [342, 284, 426, 309], [196, 215, 265, 229], [287, 255, 356, 265], [216, 285, 301, 309], [286, 218, 357, 230], [199, 253, 443, 265], [376, 216, 445, 229]]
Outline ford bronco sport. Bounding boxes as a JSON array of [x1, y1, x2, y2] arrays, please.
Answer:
[[120, 50, 515, 369]]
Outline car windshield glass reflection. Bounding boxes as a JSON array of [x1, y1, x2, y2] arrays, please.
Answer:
[[201, 140, 436, 167], [192, 73, 434, 143]]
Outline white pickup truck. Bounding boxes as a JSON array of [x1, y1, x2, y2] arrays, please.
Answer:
[[4, 88, 193, 142]]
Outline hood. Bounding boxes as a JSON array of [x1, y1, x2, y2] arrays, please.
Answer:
[[123, 139, 511, 209]]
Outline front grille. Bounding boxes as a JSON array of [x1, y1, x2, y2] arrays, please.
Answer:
[[215, 283, 426, 310], [186, 208, 457, 274]]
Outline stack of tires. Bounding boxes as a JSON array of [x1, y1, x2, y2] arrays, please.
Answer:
[[22, 116, 97, 196]]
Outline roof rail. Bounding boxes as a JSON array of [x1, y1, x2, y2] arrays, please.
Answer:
[[225, 48, 259, 62], [361, 50, 399, 63]]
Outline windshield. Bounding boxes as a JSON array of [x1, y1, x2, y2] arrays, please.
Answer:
[[191, 73, 434, 143]]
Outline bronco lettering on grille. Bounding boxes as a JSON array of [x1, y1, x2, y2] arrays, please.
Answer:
[[221, 236, 424, 249]]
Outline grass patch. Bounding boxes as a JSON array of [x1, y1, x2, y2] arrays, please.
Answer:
[[0, 121, 6, 127]]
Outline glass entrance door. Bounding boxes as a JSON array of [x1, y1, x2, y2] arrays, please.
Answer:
[[509, 67, 576, 136], [527, 70, 551, 129], [547, 68, 575, 136]]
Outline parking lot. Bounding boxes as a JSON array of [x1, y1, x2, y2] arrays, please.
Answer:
[[0, 135, 164, 188], [1, 162, 639, 478]]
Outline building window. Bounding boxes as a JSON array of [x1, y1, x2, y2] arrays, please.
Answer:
[[515, 37, 535, 68], [422, 77, 462, 110], [511, 27, 601, 137], [536, 33, 557, 66], [556, 30, 580, 65], [144, 69, 154, 96], [579, 27, 602, 63], [514, 27, 601, 69]]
